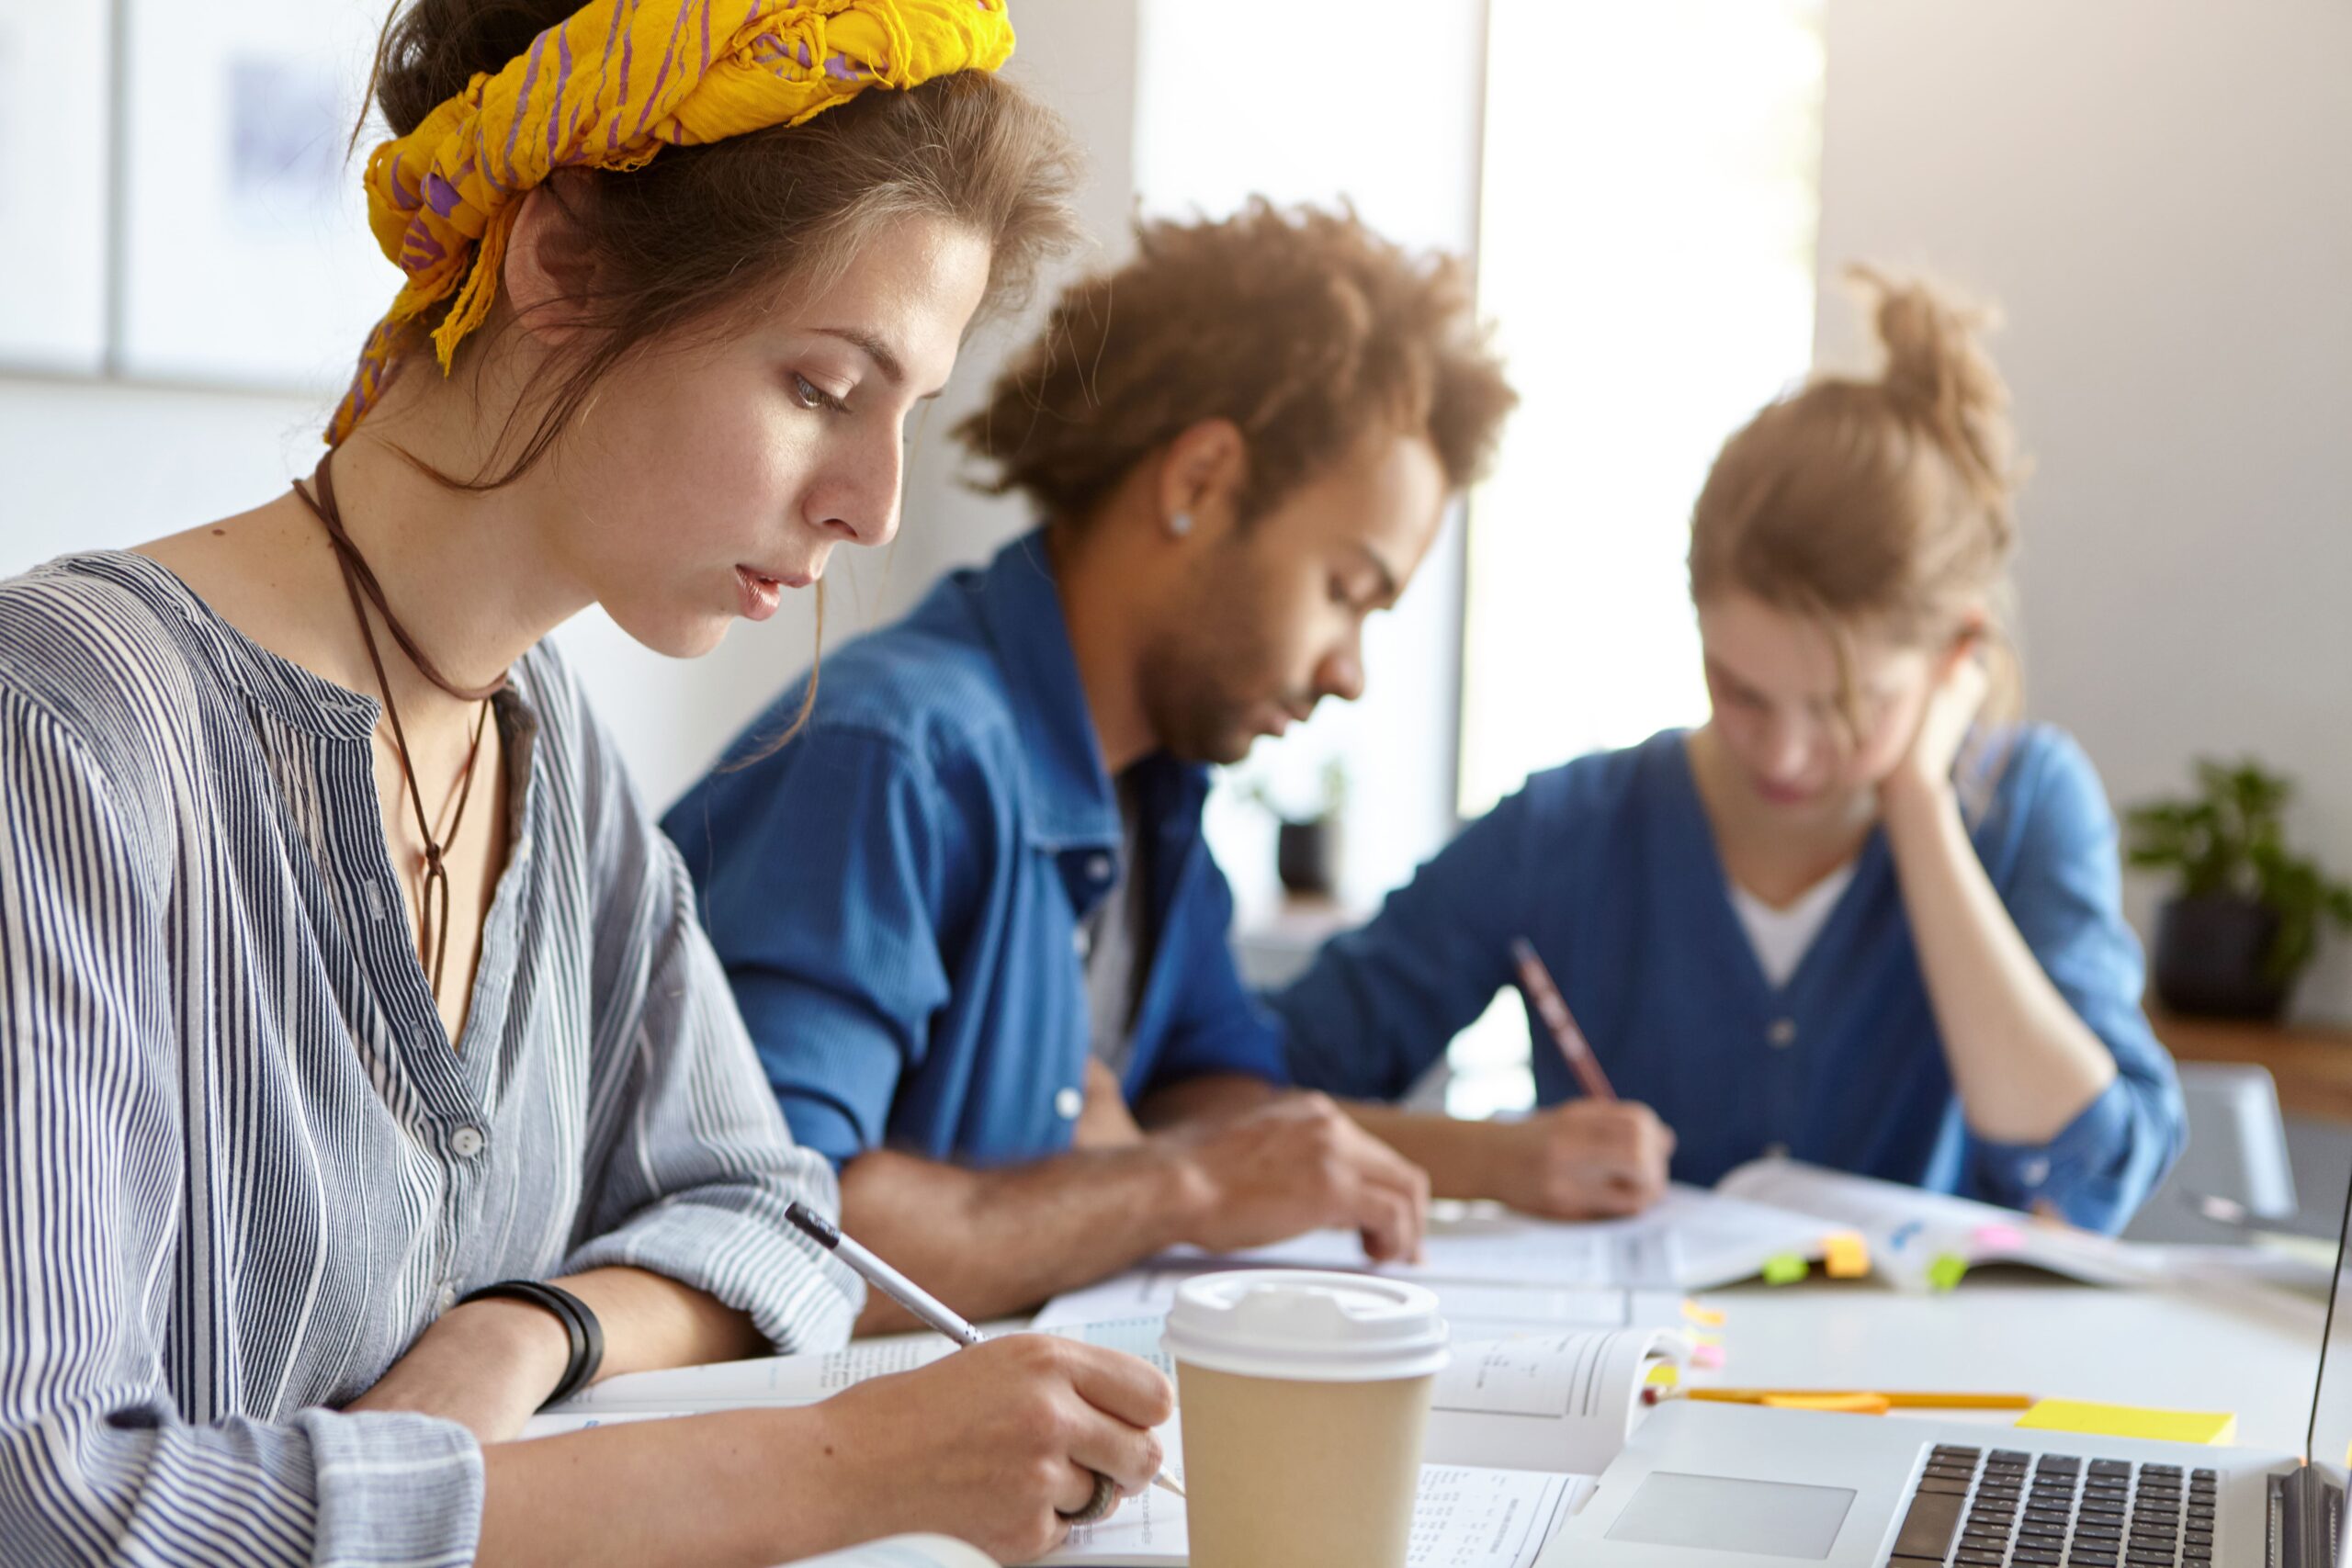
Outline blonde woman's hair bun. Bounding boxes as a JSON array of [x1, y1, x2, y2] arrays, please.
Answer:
[[1847, 263, 2017, 514]]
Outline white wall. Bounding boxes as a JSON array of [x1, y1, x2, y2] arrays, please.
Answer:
[[881, 0, 1140, 615], [0, 0, 1141, 814], [1816, 0, 2352, 1022]]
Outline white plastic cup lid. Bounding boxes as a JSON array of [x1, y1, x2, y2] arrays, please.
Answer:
[[1160, 1269, 1451, 1382]]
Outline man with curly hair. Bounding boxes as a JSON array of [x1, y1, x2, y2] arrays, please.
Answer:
[[669, 202, 1602, 1325]]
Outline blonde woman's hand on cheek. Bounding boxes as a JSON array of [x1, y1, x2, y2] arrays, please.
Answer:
[[802, 1334, 1173, 1564], [1491, 1100, 1676, 1219], [1885, 630, 1992, 807]]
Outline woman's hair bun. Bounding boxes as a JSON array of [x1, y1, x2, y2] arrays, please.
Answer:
[[1848, 263, 2017, 510], [368, 1, 576, 140]]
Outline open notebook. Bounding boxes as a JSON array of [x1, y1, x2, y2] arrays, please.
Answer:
[[1713, 1157, 2178, 1290], [1025, 1185, 1847, 1304], [1036, 1410, 1597, 1568], [529, 1322, 1686, 1568], [1034, 1163, 2262, 1303]]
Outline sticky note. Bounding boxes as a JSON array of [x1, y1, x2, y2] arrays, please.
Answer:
[[1824, 1230, 1871, 1279], [1681, 1301, 1727, 1328], [1928, 1254, 1969, 1292], [1691, 1343, 1726, 1370], [1762, 1253, 1809, 1285], [1973, 1224, 2026, 1253], [1645, 1362, 1680, 1388], [2016, 1399, 2238, 1447]]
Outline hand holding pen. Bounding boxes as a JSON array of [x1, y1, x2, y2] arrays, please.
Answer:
[[786, 1202, 1185, 1522], [1504, 938, 1676, 1218]]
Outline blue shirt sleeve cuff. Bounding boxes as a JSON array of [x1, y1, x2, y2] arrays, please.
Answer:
[[1964, 1076, 2140, 1231]]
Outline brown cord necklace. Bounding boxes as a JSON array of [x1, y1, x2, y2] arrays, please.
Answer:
[[290, 454, 505, 998]]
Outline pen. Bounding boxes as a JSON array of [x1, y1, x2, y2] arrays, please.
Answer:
[[785, 1201, 1185, 1501], [1510, 937, 1616, 1102]]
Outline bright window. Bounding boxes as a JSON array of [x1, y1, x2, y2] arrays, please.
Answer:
[[1450, 0, 1827, 1112], [1461, 0, 1828, 818]]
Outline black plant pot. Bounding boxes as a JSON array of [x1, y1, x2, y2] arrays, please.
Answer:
[[2151, 894, 2291, 1021], [1276, 818, 1341, 898]]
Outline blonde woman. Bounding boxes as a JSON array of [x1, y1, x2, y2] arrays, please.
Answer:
[[1277, 270, 2185, 1234]]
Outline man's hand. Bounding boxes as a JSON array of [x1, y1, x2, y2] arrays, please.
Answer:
[[1167, 1092, 1431, 1262]]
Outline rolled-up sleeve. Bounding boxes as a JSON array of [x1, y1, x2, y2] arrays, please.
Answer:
[[1960, 732, 2186, 1232], [663, 724, 970, 1172], [0, 691, 485, 1567], [562, 705, 863, 1351]]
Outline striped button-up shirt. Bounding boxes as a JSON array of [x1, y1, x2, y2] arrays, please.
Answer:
[[0, 552, 860, 1566]]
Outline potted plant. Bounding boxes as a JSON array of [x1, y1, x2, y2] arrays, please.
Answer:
[[1272, 757, 1350, 898], [2125, 758, 2352, 1020]]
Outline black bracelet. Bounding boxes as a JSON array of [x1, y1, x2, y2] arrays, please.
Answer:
[[457, 1280, 605, 1409]]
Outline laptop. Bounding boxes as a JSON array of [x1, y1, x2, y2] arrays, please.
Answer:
[[1541, 1158, 2352, 1568]]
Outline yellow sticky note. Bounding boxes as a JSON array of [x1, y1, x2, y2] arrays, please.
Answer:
[[1681, 1301, 1727, 1328], [1645, 1362, 1680, 1388], [2016, 1399, 2238, 1447], [1824, 1230, 1871, 1279]]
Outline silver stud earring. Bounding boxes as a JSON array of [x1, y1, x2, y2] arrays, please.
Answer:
[[1169, 511, 1194, 537]]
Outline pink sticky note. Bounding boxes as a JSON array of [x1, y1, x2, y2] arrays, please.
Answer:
[[1973, 1224, 2026, 1252], [1691, 1343, 1726, 1370]]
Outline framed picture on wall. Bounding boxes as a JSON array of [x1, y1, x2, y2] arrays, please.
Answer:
[[115, 0, 392, 394], [0, 0, 111, 373]]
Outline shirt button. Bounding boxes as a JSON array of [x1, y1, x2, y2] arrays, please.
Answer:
[[1767, 1019, 1798, 1049], [1071, 927, 1092, 960], [1763, 1141, 1791, 1161], [449, 1125, 486, 1158], [1055, 1086, 1084, 1120], [1087, 853, 1114, 883], [435, 1284, 458, 1314], [2021, 1156, 2052, 1187]]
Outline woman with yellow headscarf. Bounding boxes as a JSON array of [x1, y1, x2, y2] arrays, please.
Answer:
[[0, 3, 1168, 1563]]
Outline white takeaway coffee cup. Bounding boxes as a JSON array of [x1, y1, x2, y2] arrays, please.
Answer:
[[1161, 1269, 1450, 1568]]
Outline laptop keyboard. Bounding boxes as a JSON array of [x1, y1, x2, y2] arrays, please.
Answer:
[[1885, 1445, 2220, 1568]]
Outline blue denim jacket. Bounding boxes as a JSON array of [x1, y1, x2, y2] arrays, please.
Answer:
[[665, 531, 1288, 1169]]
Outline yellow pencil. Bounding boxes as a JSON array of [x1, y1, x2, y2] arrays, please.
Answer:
[[1670, 1388, 2035, 1412]]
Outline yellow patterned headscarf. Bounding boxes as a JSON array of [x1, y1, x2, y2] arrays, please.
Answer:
[[330, 0, 1016, 445]]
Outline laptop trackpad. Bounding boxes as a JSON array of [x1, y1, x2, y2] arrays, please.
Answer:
[[1603, 1472, 1858, 1559]]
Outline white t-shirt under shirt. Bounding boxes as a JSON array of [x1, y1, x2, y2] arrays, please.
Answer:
[[1728, 861, 1858, 990]]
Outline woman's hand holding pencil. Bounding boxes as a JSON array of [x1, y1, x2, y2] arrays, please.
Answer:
[[1498, 937, 1678, 1218], [1486, 1100, 1678, 1219]]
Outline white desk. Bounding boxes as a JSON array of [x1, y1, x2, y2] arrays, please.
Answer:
[[1692, 1271, 2329, 1452]]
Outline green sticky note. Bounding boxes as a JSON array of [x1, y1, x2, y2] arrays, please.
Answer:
[[1928, 1253, 1969, 1292], [1761, 1253, 1808, 1285]]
